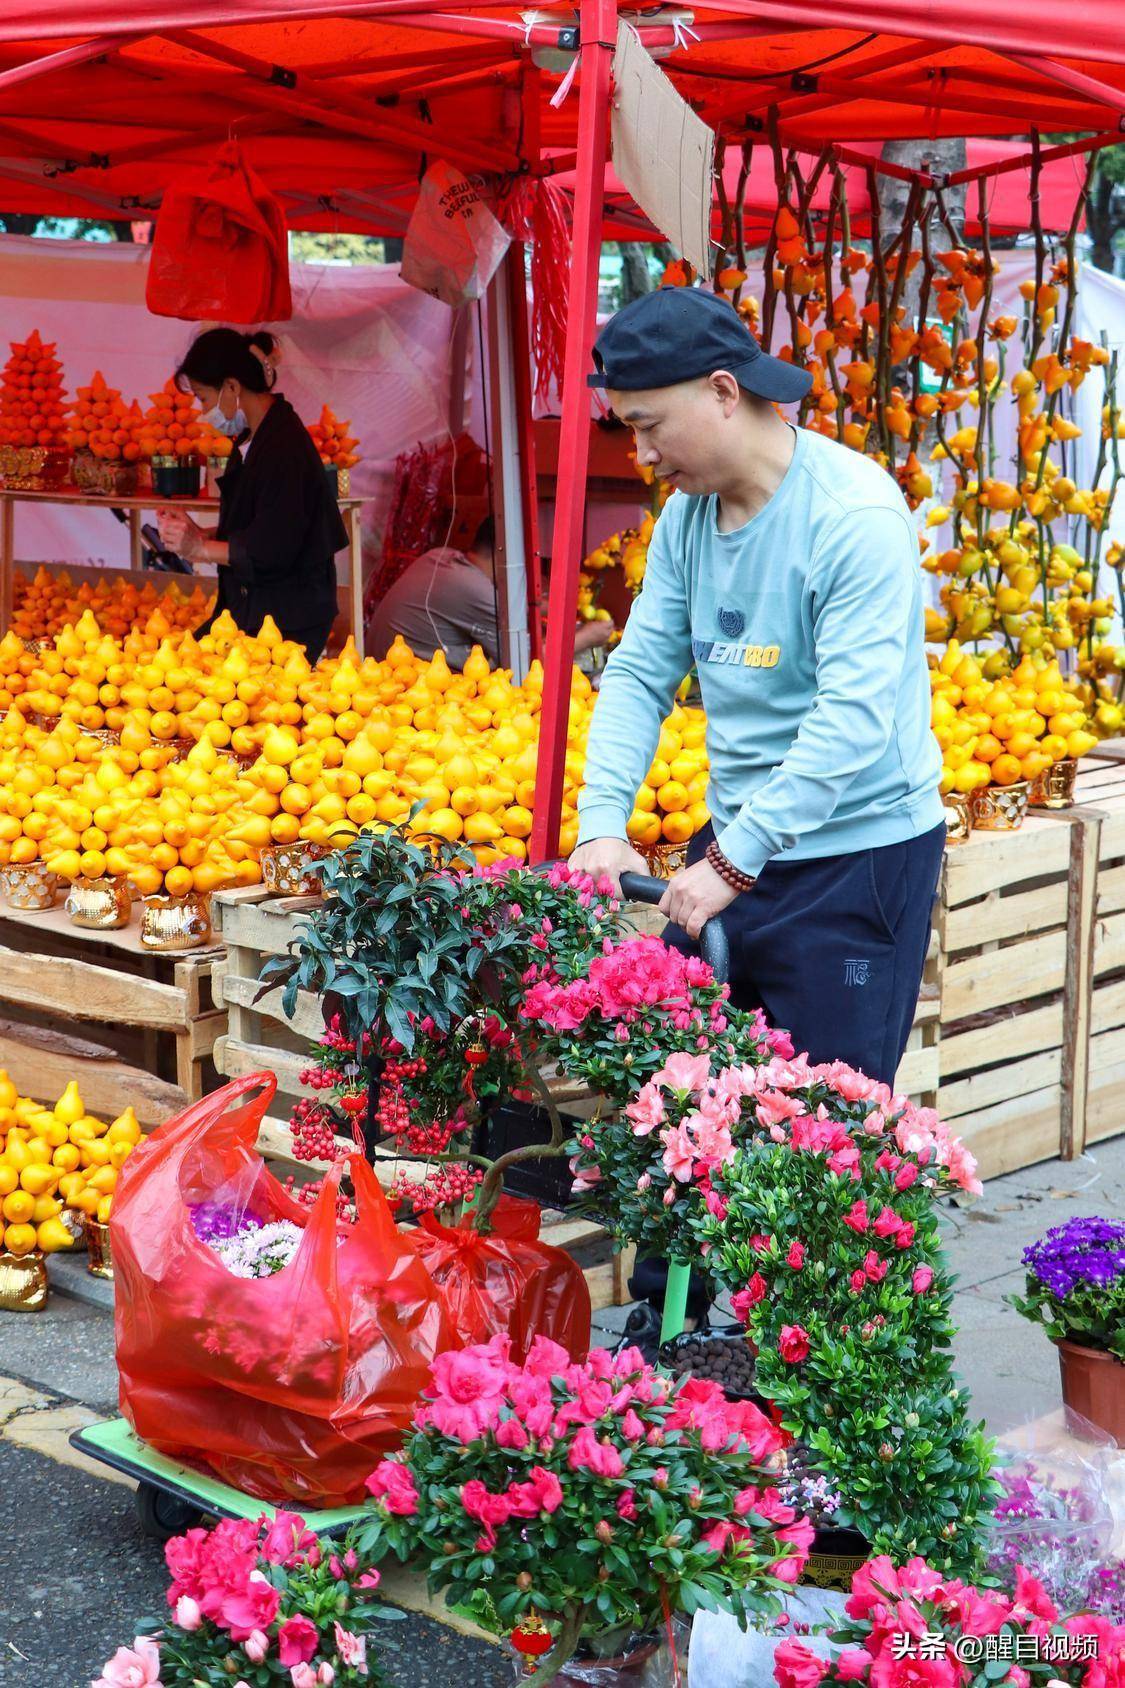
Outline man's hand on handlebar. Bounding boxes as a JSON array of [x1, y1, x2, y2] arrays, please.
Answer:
[[567, 835, 648, 893], [659, 857, 738, 941]]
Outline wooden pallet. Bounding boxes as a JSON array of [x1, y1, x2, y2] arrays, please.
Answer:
[[932, 807, 1098, 1181], [1072, 757, 1125, 1151], [0, 898, 225, 1126]]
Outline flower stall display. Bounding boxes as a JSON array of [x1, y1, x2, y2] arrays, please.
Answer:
[[94, 1509, 402, 1687], [357, 1334, 814, 1686], [1011, 1216, 1125, 1442], [660, 1054, 996, 1576], [771, 1552, 1125, 1688], [111, 1074, 457, 1506]]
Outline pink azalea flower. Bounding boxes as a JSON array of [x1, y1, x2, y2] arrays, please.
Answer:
[[290, 1667, 318, 1688], [427, 1342, 511, 1444], [333, 1624, 367, 1675], [873, 1207, 904, 1240], [261, 1511, 318, 1566], [730, 1272, 768, 1325], [567, 1426, 624, 1477], [661, 1123, 697, 1183], [626, 1082, 666, 1136], [220, 1576, 281, 1642], [755, 1088, 806, 1129], [654, 1050, 712, 1094], [277, 1615, 319, 1668], [1013, 1566, 1058, 1623], [786, 1240, 805, 1270], [843, 1200, 870, 1233], [617, 1488, 638, 1521], [912, 1265, 934, 1294], [774, 1638, 826, 1688], [365, 1459, 419, 1516], [850, 1269, 867, 1294], [93, 1638, 163, 1688], [778, 1325, 810, 1364], [836, 1649, 874, 1682], [895, 1162, 920, 1191], [244, 1631, 269, 1664], [496, 1416, 529, 1451], [173, 1596, 201, 1631]]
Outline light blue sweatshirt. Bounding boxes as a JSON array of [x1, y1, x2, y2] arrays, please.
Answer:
[[577, 427, 944, 877]]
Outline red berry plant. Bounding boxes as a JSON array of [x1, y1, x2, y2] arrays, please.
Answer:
[[262, 822, 626, 1232]]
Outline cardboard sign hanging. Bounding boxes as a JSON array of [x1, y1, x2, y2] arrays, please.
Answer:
[[611, 21, 716, 279]]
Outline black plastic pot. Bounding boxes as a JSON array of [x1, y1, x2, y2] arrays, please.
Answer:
[[151, 456, 202, 497], [476, 1100, 575, 1208], [659, 1322, 765, 1405]]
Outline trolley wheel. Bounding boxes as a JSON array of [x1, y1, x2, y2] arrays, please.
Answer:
[[134, 1480, 206, 1542]]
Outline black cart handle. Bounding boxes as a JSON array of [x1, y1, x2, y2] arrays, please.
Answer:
[[619, 870, 730, 986]]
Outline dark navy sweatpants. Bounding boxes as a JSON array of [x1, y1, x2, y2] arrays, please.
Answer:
[[664, 822, 945, 1088]]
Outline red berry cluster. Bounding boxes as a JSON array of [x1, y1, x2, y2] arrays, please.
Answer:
[[297, 1063, 337, 1092], [289, 1097, 343, 1163], [388, 1164, 483, 1217], [283, 1174, 356, 1225]]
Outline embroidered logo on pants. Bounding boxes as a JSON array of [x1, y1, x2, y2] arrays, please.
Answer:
[[844, 959, 870, 986]]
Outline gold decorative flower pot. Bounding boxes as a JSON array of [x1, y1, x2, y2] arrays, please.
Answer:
[[1029, 757, 1078, 809], [0, 1248, 48, 1311], [65, 875, 132, 930], [941, 790, 972, 844], [640, 840, 688, 880], [970, 779, 1030, 831], [140, 892, 212, 950], [85, 1218, 114, 1280], [2, 860, 60, 910], [260, 841, 330, 896]]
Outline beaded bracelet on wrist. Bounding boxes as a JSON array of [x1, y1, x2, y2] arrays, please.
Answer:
[[705, 839, 756, 893]]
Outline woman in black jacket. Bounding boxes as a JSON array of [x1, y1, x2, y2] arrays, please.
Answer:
[[156, 329, 347, 664]]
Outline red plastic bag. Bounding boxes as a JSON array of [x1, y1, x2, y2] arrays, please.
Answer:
[[111, 1074, 455, 1506], [146, 141, 292, 324], [410, 1194, 591, 1362]]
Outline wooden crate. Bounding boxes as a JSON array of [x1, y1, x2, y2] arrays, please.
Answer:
[[931, 807, 1099, 1180], [0, 898, 225, 1126], [210, 885, 635, 1308], [1072, 757, 1125, 1150]]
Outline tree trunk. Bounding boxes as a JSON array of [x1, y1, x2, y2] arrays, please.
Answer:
[[618, 241, 654, 303], [0, 214, 41, 236], [879, 139, 967, 331], [1087, 168, 1116, 274]]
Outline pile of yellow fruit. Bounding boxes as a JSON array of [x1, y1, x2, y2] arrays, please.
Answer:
[[0, 610, 712, 887], [930, 642, 1098, 796], [583, 513, 655, 599], [0, 1072, 143, 1257]]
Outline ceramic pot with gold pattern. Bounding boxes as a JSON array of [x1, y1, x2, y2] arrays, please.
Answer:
[[970, 780, 1031, 831]]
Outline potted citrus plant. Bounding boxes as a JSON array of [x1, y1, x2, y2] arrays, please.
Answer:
[[356, 1334, 814, 1686], [1011, 1216, 1125, 1443]]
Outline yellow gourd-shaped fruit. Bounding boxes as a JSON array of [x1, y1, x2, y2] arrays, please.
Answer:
[[106, 1106, 141, 1146], [37, 1215, 75, 1253], [0, 1071, 17, 1111], [54, 1080, 84, 1127]]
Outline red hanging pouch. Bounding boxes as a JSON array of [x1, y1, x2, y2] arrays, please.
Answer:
[[146, 140, 292, 324], [111, 1074, 455, 1505]]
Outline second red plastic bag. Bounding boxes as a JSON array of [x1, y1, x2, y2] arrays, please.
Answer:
[[111, 1073, 456, 1506], [410, 1193, 591, 1361]]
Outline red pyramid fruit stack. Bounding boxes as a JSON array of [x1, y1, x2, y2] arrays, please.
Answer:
[[67, 371, 143, 462], [307, 404, 359, 469], [139, 378, 233, 463], [0, 330, 68, 452]]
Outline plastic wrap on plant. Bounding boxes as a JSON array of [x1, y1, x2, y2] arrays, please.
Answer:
[[983, 1405, 1118, 1608], [688, 1596, 845, 1688], [111, 1073, 456, 1505], [512, 1620, 690, 1686], [410, 1194, 591, 1362]]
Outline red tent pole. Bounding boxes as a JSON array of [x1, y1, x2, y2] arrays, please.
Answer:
[[529, 0, 614, 866], [945, 129, 1123, 187], [1004, 52, 1125, 117], [0, 33, 144, 92]]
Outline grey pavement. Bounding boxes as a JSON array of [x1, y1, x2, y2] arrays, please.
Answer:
[[2, 1134, 1124, 1686]]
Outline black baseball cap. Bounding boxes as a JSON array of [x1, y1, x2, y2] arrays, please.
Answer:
[[588, 285, 812, 403]]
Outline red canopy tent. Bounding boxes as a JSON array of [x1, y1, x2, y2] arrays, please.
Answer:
[[0, 1, 1123, 858]]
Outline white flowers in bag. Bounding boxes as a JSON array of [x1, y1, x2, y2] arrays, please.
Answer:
[[401, 160, 511, 307]]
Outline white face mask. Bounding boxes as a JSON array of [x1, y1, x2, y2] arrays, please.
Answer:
[[203, 402, 247, 438]]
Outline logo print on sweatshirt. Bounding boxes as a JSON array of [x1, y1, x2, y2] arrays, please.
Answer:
[[718, 606, 746, 639], [843, 959, 870, 987]]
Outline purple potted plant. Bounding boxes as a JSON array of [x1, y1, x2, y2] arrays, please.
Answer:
[[1011, 1216, 1125, 1442]]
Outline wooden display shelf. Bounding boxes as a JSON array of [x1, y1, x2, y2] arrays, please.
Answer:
[[0, 895, 225, 1127], [0, 485, 368, 655], [933, 805, 1103, 1179]]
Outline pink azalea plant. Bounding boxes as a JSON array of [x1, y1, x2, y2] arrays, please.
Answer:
[[773, 1553, 1125, 1688], [92, 1511, 401, 1687], [556, 1041, 981, 1263], [355, 1333, 814, 1687], [685, 1058, 996, 1577]]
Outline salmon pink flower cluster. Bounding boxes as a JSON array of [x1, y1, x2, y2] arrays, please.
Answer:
[[94, 1511, 396, 1687], [774, 1553, 1125, 1688], [355, 1334, 814, 1680]]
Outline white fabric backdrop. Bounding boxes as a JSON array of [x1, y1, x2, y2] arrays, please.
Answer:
[[0, 234, 473, 569]]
